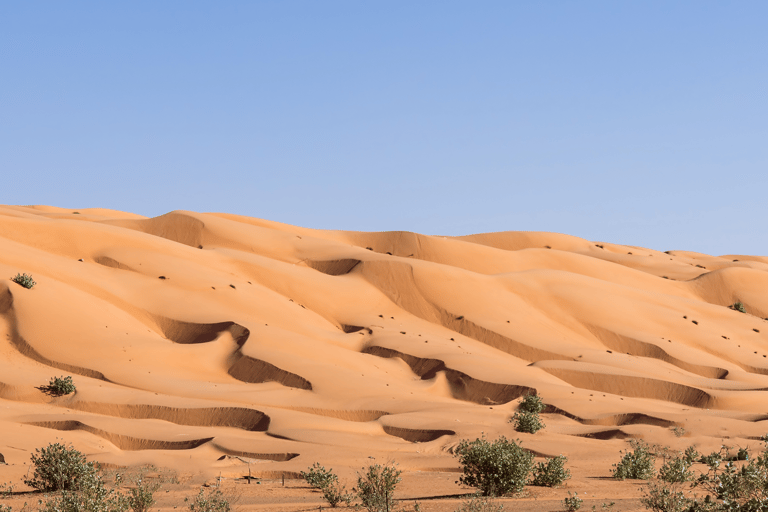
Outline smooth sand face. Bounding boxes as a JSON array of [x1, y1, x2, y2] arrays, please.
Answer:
[[1, 205, 767, 504]]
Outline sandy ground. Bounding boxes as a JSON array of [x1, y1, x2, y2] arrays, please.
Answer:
[[1, 205, 767, 511]]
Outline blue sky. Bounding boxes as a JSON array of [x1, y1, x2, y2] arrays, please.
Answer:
[[1, 2, 766, 255]]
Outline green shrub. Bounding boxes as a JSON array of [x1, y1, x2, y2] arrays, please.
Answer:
[[612, 440, 656, 480], [454, 436, 533, 496], [301, 463, 353, 507], [126, 477, 159, 512], [47, 375, 76, 396], [519, 395, 545, 414], [512, 411, 545, 434], [185, 488, 230, 512], [733, 302, 747, 313], [11, 273, 35, 289], [683, 446, 699, 465], [658, 453, 694, 483], [24, 443, 98, 492], [563, 492, 583, 512], [454, 494, 504, 512], [40, 472, 128, 512], [355, 462, 401, 512], [641, 481, 692, 512], [531, 455, 571, 487]]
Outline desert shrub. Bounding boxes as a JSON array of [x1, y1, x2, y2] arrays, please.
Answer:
[[454, 436, 533, 496], [531, 455, 571, 487], [658, 453, 694, 483], [301, 463, 353, 507], [47, 375, 76, 396], [512, 411, 545, 434], [24, 443, 98, 492], [355, 462, 401, 512], [11, 273, 35, 289], [641, 481, 692, 512], [672, 427, 686, 438], [186, 488, 230, 512], [40, 471, 128, 512], [612, 440, 656, 480], [126, 477, 160, 512], [563, 492, 583, 512], [519, 394, 545, 414], [684, 446, 700, 465], [455, 494, 504, 512], [733, 302, 747, 313]]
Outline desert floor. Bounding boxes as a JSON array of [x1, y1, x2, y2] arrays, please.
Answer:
[[1, 205, 767, 511]]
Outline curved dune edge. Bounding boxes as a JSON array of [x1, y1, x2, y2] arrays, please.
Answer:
[[586, 325, 729, 380], [360, 260, 568, 362], [363, 345, 534, 405], [574, 428, 632, 440], [537, 366, 716, 408], [227, 355, 312, 390], [154, 318, 250, 346], [210, 444, 299, 462], [382, 426, 455, 443], [542, 405, 680, 428], [67, 402, 271, 431], [304, 259, 361, 276], [284, 407, 390, 422], [25, 421, 213, 451]]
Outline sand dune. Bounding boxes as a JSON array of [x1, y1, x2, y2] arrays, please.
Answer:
[[1, 205, 768, 485]]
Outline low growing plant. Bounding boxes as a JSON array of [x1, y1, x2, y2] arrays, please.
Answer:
[[47, 375, 76, 396], [185, 488, 230, 512], [563, 492, 583, 512], [40, 472, 128, 512], [301, 463, 353, 507], [658, 452, 694, 483], [531, 455, 571, 487], [24, 443, 97, 492], [455, 494, 504, 512], [454, 436, 533, 496], [512, 411, 545, 434], [11, 273, 35, 289], [355, 462, 402, 512], [612, 440, 656, 480]]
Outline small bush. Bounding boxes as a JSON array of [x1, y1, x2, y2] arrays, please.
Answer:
[[658, 453, 694, 483], [612, 440, 656, 480], [40, 472, 128, 512], [24, 443, 97, 492], [455, 494, 504, 512], [355, 462, 402, 512], [47, 375, 76, 396], [186, 488, 230, 512], [519, 395, 545, 414], [683, 446, 699, 465], [301, 463, 353, 507], [11, 273, 35, 289], [127, 477, 160, 512], [641, 481, 692, 512], [563, 492, 583, 512], [512, 411, 545, 434], [733, 302, 747, 313], [531, 455, 571, 487], [671, 427, 685, 438], [454, 436, 533, 496]]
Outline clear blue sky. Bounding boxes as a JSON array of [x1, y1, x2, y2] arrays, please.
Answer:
[[2, 2, 766, 255]]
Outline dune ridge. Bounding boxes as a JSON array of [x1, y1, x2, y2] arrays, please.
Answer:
[[1, 205, 768, 477]]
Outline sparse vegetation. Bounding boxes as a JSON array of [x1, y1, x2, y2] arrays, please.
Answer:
[[454, 494, 504, 512], [733, 302, 747, 313], [24, 443, 97, 492], [40, 471, 128, 512], [672, 426, 685, 438], [531, 455, 571, 487], [11, 273, 35, 289], [612, 440, 656, 480], [126, 476, 160, 512], [47, 375, 76, 396], [355, 462, 402, 512], [563, 492, 583, 512], [186, 488, 230, 512], [301, 462, 353, 507], [511, 394, 546, 434], [658, 452, 694, 483], [454, 436, 534, 496]]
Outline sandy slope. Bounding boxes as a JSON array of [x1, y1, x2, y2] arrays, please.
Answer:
[[1, 205, 767, 500]]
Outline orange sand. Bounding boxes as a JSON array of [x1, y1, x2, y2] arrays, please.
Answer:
[[1, 205, 767, 510]]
